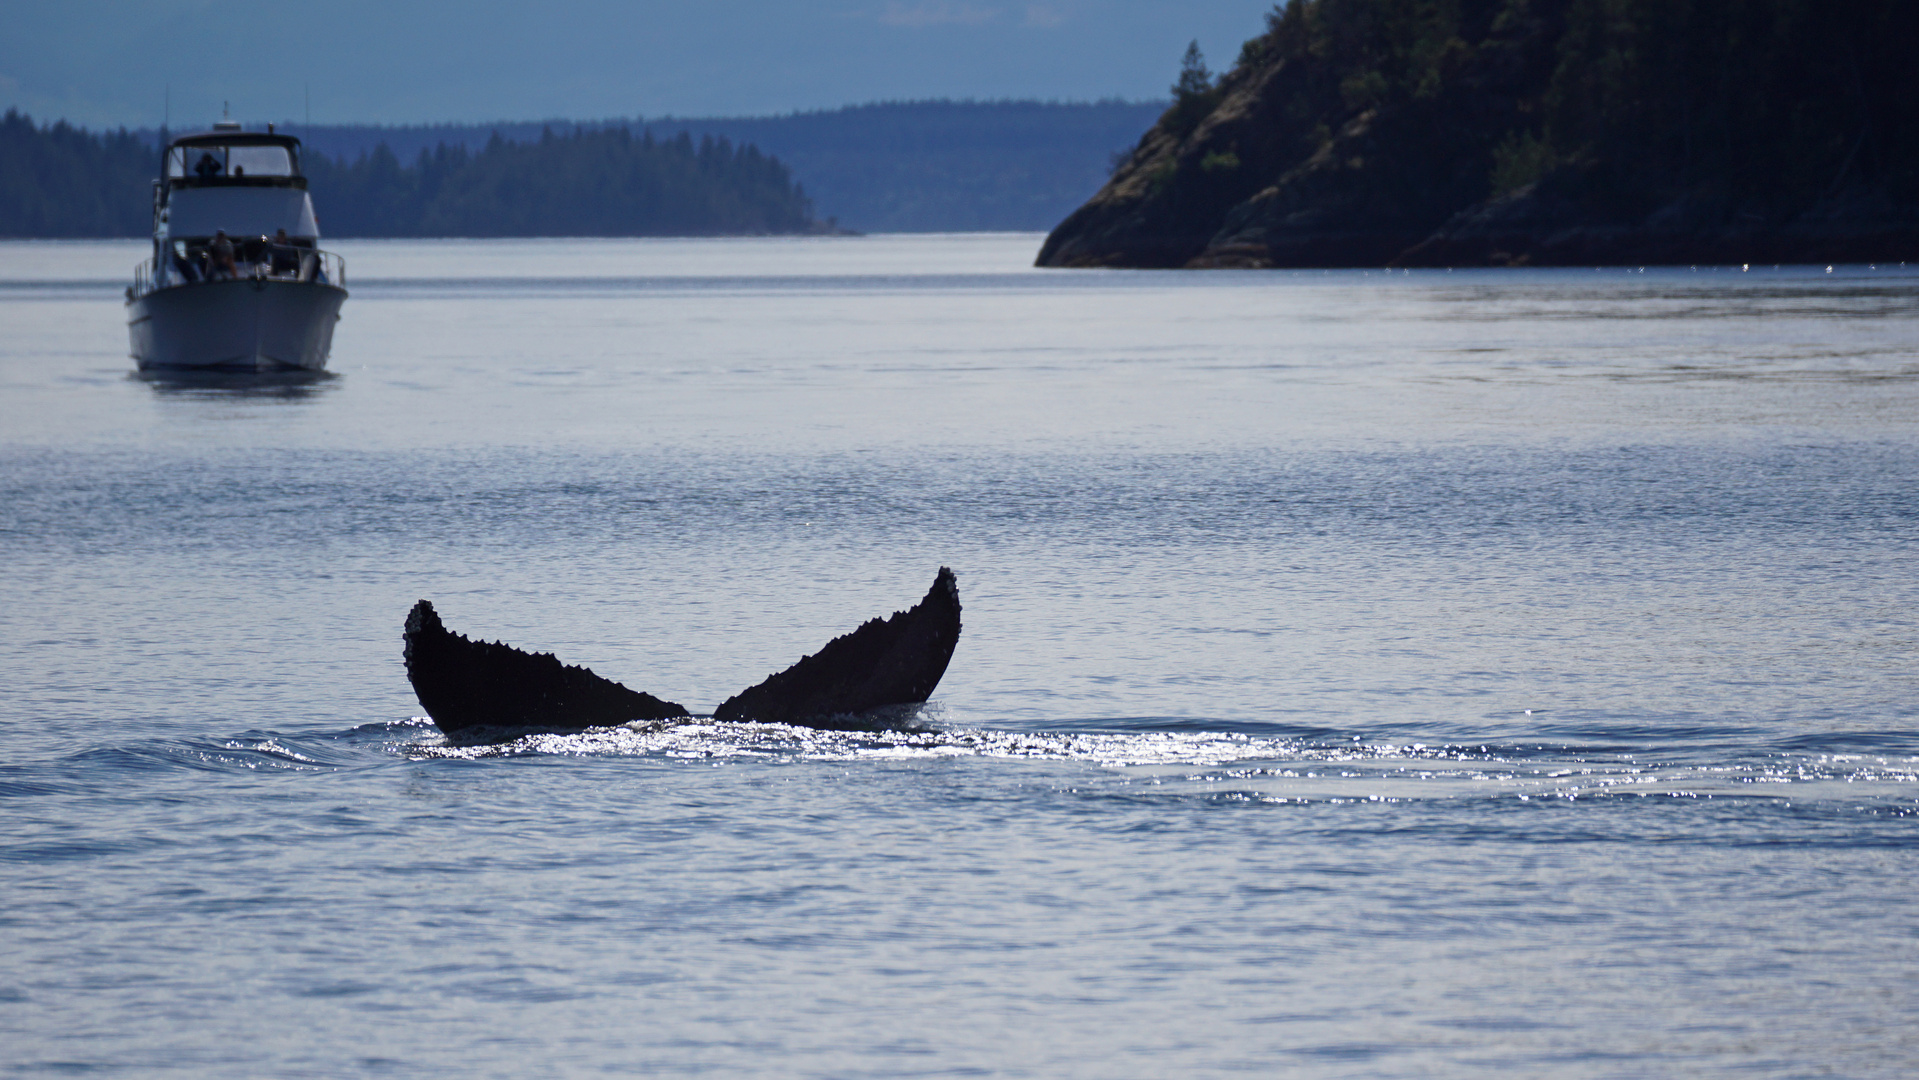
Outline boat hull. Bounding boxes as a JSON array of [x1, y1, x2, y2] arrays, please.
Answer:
[[128, 278, 347, 372]]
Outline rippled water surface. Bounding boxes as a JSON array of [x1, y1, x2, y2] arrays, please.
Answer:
[[3, 236, 1917, 1078]]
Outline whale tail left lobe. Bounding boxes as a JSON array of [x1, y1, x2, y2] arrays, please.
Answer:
[[403, 599, 689, 739]]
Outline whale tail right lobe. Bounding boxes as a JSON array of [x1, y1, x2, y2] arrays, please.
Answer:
[[713, 567, 962, 728]]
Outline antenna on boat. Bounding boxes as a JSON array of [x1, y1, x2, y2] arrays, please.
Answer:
[[164, 84, 169, 131], [305, 84, 310, 128], [223, 100, 230, 122]]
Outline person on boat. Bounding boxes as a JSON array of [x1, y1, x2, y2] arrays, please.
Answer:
[[193, 152, 222, 179], [170, 242, 201, 284], [207, 230, 238, 280], [269, 229, 300, 276]]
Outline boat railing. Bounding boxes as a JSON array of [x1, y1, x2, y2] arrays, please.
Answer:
[[129, 245, 347, 299]]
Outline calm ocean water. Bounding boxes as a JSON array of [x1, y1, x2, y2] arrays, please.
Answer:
[[2, 234, 1916, 1078]]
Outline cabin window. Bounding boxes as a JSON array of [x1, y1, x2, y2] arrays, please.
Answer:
[[230, 146, 294, 176], [167, 144, 297, 179]]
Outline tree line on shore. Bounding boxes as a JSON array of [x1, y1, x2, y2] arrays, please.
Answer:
[[0, 110, 816, 238], [0, 111, 154, 236]]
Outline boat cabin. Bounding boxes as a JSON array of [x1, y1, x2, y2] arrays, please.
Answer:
[[154, 123, 325, 286], [166, 125, 309, 190]]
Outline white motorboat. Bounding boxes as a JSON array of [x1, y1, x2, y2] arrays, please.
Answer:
[[126, 121, 347, 371]]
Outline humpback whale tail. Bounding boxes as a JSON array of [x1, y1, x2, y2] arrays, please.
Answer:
[[402, 568, 962, 741]]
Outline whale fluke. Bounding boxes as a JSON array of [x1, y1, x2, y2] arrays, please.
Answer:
[[714, 567, 962, 728], [402, 599, 689, 738], [401, 569, 963, 741]]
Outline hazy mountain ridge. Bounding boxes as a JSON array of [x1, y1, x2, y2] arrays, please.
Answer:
[[0, 100, 1164, 237], [1039, 0, 1919, 268], [286, 100, 1166, 233]]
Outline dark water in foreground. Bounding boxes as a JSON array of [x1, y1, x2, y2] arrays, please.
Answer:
[[2, 237, 1916, 1077]]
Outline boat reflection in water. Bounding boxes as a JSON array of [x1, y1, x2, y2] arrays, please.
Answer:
[[125, 121, 348, 372], [132, 367, 339, 400]]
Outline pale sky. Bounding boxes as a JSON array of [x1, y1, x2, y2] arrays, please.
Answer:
[[3, 0, 1278, 128]]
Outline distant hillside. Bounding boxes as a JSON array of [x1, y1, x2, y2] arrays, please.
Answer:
[[281, 100, 1167, 233], [1040, 0, 1918, 268]]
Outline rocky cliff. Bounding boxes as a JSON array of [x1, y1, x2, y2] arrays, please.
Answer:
[[1039, 0, 1918, 269]]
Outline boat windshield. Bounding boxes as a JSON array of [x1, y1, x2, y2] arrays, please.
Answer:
[[168, 144, 297, 179]]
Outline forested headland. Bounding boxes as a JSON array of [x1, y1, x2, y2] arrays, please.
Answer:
[[1040, 0, 1919, 268], [0, 113, 815, 238]]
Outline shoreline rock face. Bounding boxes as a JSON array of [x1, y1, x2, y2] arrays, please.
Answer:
[[1038, 0, 1918, 270], [1392, 177, 1918, 268]]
